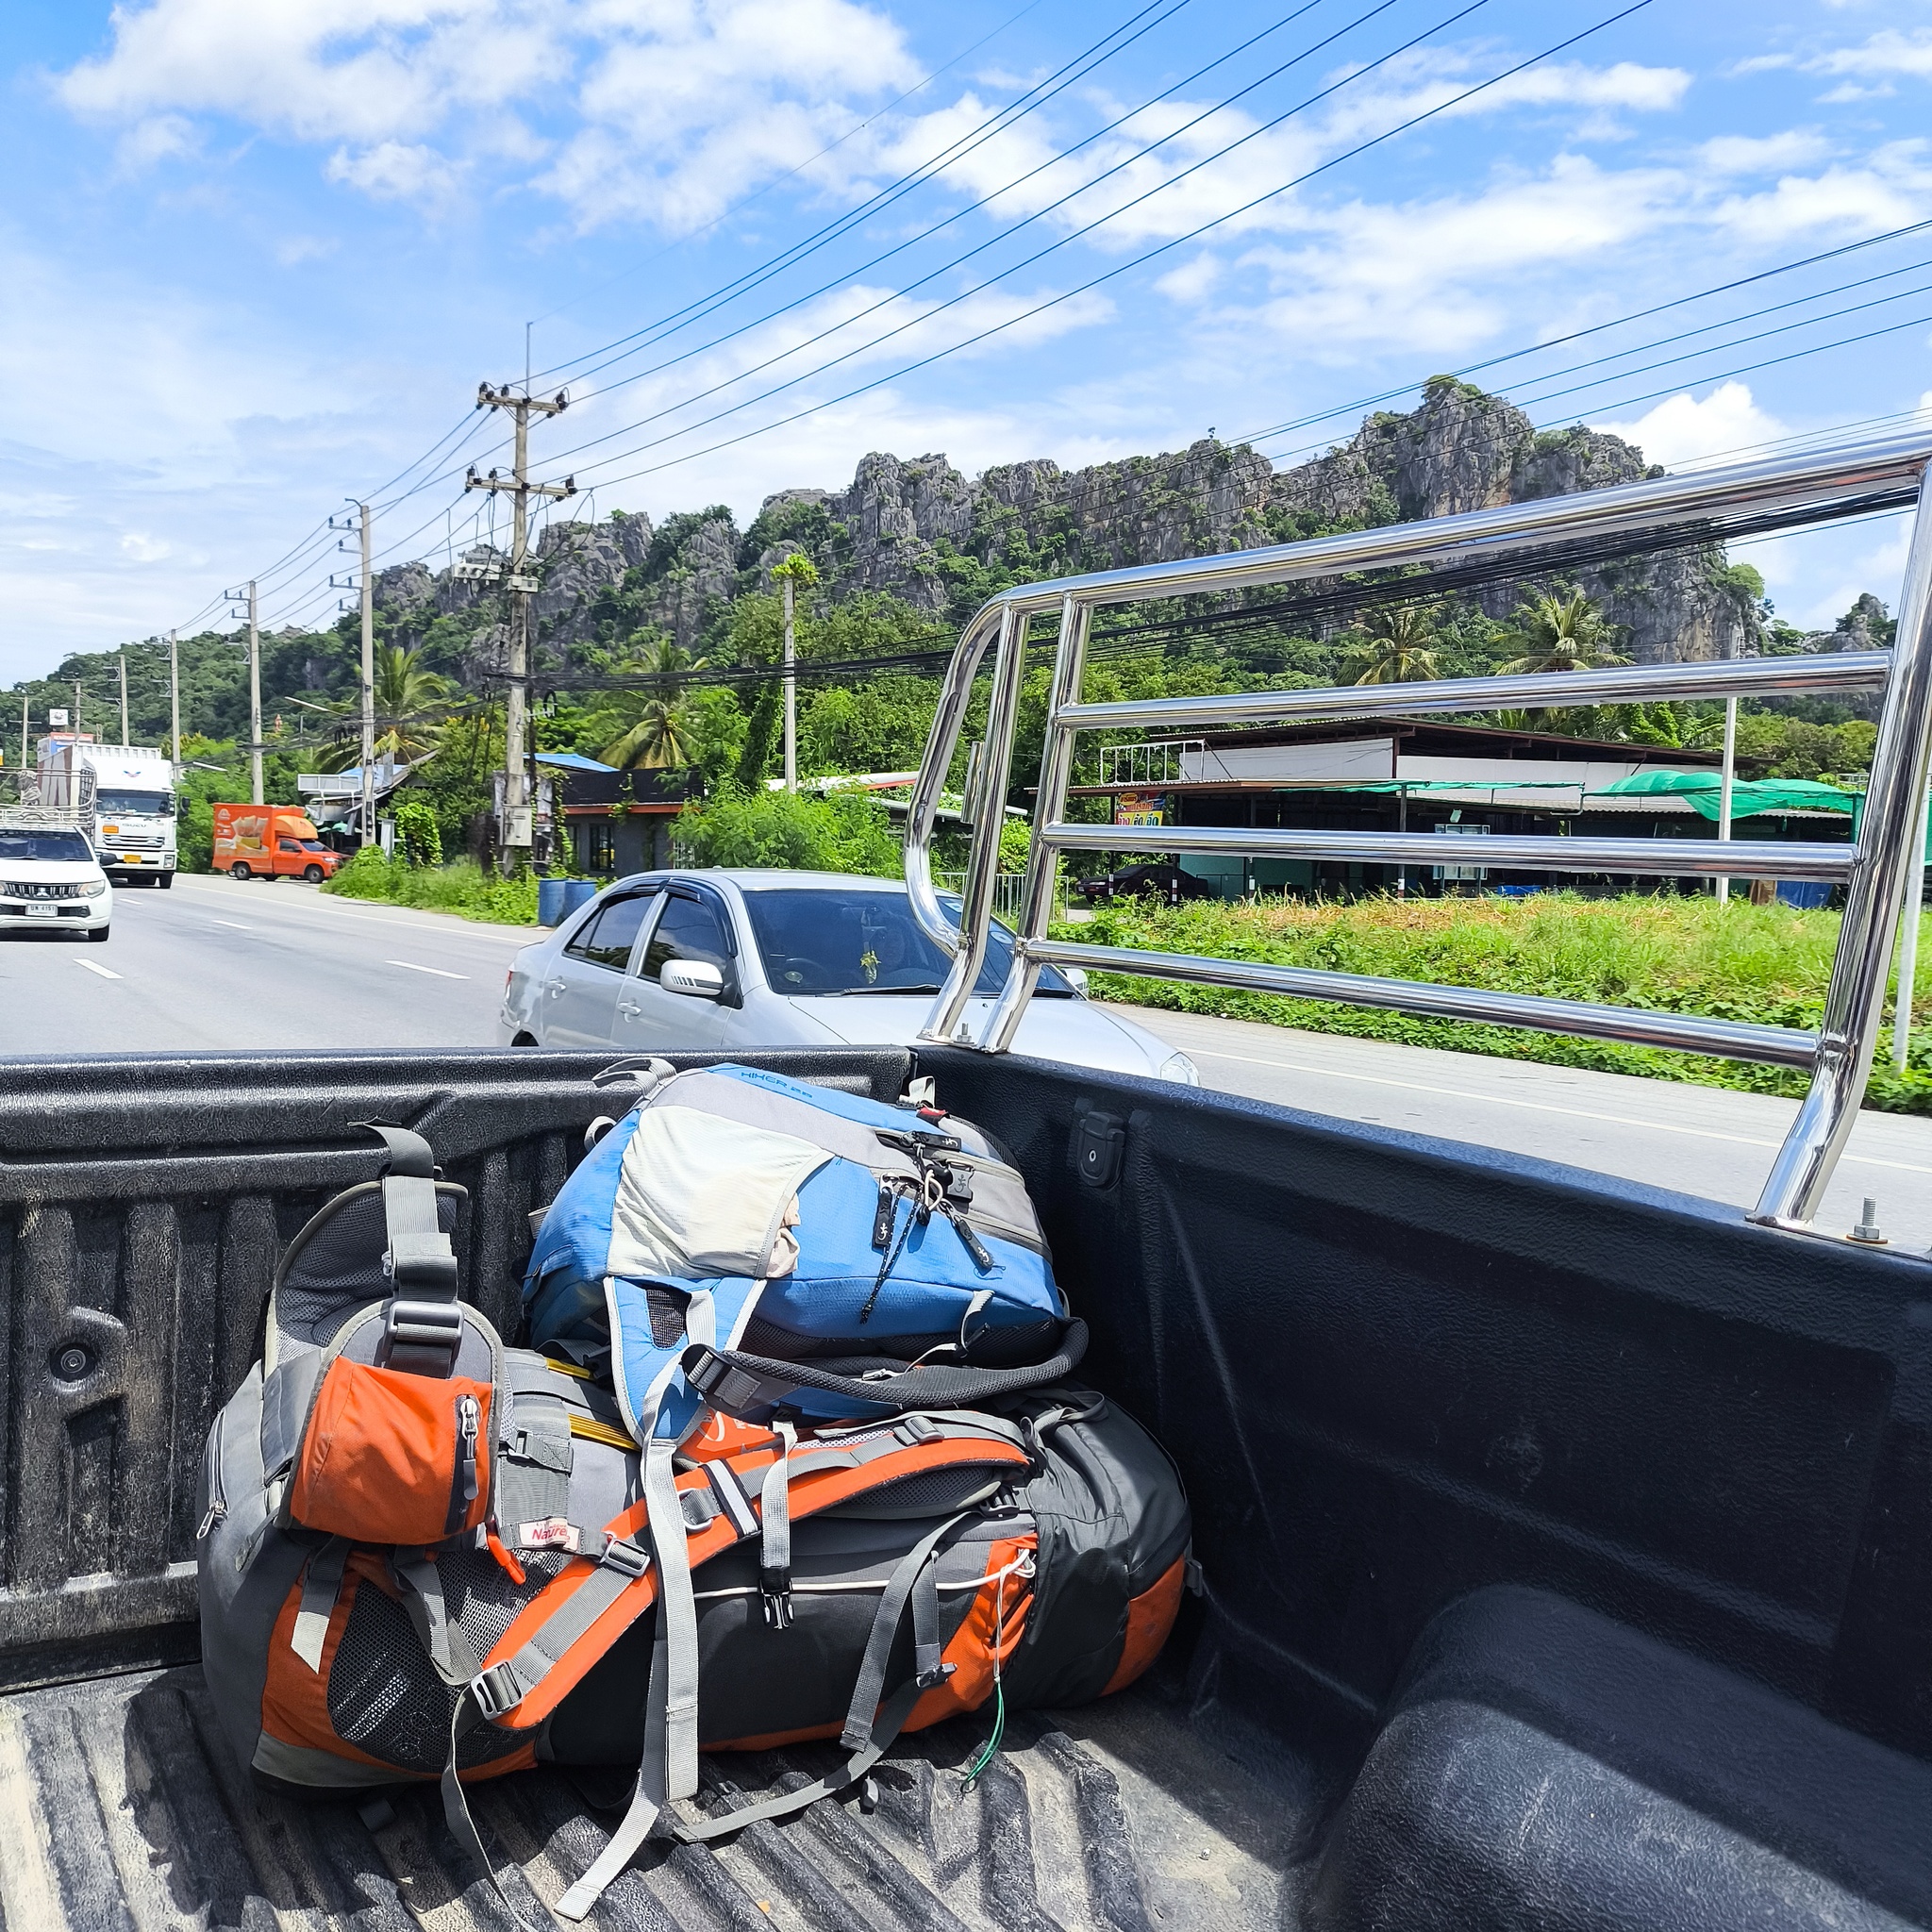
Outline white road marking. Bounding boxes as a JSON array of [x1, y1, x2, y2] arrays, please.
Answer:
[[387, 959, 468, 979], [75, 957, 123, 980], [174, 877, 528, 944], [209, 918, 253, 930], [1185, 1043, 1932, 1178]]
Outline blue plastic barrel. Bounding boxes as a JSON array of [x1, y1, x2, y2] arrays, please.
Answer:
[[537, 877, 570, 926], [564, 878, 600, 919]]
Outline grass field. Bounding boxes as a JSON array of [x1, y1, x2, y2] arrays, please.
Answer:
[[322, 852, 540, 924], [1058, 892, 1932, 1115]]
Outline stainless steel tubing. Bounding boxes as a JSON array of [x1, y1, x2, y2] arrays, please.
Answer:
[[982, 595, 1091, 1056], [920, 605, 1031, 1045], [1060, 650, 1890, 736], [904, 602, 1003, 959], [1032, 940, 1820, 1067], [1754, 466, 1932, 1227], [1042, 821, 1857, 883], [906, 430, 1932, 1235]]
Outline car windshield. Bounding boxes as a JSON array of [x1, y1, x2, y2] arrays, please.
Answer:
[[0, 831, 93, 863], [94, 790, 175, 818], [741, 887, 1073, 997]]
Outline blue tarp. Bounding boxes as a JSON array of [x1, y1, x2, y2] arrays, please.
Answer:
[[536, 751, 616, 773]]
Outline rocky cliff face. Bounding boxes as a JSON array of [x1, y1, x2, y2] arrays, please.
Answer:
[[375, 382, 1757, 675]]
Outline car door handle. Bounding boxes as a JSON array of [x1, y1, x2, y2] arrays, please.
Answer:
[[544, 977, 565, 998], [616, 997, 642, 1017]]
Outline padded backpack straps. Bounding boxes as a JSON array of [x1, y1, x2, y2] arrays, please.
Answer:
[[353, 1121, 462, 1374]]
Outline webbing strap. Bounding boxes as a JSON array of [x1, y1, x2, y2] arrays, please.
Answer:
[[391, 1549, 479, 1687], [840, 1512, 968, 1754], [290, 1537, 349, 1673], [758, 1421, 795, 1629], [553, 1632, 672, 1921], [440, 1690, 545, 1932], [646, 1437, 701, 1803], [672, 1677, 925, 1844]]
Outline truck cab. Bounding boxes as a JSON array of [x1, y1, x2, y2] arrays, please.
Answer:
[[37, 738, 178, 886], [213, 802, 342, 881]]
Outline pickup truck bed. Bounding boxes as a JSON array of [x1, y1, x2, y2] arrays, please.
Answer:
[[3, 1047, 1929, 1932]]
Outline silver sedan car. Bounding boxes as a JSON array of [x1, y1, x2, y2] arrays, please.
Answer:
[[499, 869, 1199, 1083]]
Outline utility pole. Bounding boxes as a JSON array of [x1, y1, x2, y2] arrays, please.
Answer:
[[74, 680, 83, 737], [1715, 695, 1737, 906], [169, 631, 180, 766], [248, 581, 262, 804], [466, 381, 574, 874], [19, 692, 27, 771], [359, 503, 375, 845], [119, 651, 129, 747], [782, 572, 798, 792]]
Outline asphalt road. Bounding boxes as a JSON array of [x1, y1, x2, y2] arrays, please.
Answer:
[[7, 875, 1925, 1249], [1119, 1003, 1932, 1253], [0, 871, 524, 1052]]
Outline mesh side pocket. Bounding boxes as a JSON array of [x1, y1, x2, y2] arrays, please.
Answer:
[[326, 1573, 536, 1775]]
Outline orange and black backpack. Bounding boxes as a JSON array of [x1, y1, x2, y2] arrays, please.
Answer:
[[196, 1119, 1191, 1921]]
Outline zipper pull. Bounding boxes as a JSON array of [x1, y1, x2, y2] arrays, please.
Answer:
[[458, 1395, 481, 1503], [872, 1182, 898, 1251], [196, 1497, 226, 1541]]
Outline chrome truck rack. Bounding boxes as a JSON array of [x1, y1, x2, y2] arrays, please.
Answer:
[[902, 431, 1932, 1232]]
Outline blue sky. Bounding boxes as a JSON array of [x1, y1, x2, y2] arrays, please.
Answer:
[[4, 0, 1930, 676]]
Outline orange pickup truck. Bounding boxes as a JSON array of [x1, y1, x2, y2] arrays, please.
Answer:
[[211, 803, 343, 882]]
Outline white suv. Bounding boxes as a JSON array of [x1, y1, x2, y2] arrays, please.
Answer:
[[0, 821, 113, 941]]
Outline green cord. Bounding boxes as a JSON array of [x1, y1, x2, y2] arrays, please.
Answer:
[[960, 1678, 1006, 1791]]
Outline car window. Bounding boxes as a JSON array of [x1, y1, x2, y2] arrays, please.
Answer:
[[643, 893, 732, 982], [564, 893, 652, 973], [739, 888, 1072, 996], [0, 830, 93, 863], [278, 840, 300, 853]]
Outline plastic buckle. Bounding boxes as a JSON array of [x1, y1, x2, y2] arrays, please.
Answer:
[[760, 1567, 793, 1630], [378, 1298, 462, 1371], [596, 1532, 651, 1580], [895, 1413, 940, 1446], [471, 1661, 525, 1721], [914, 1660, 958, 1690]]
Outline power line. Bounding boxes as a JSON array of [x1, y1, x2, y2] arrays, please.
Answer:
[[1235, 214, 1932, 449], [566, 0, 1650, 497], [522, 0, 1057, 341], [527, 0, 1193, 390]]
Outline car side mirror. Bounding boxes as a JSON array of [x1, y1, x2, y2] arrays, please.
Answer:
[[660, 959, 724, 1000], [1064, 966, 1089, 993]]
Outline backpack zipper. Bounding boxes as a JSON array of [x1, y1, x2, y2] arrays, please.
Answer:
[[447, 1393, 482, 1535], [196, 1407, 228, 1541]]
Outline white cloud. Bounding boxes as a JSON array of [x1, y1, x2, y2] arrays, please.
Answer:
[[274, 234, 339, 266], [325, 141, 463, 208], [1697, 130, 1832, 175], [1711, 145, 1932, 244], [1798, 29, 1932, 81], [115, 113, 200, 170], [119, 532, 173, 562], [1597, 382, 1790, 470]]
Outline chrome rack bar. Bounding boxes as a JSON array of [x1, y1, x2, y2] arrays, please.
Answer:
[[1026, 941, 1819, 1069], [906, 430, 1932, 1233]]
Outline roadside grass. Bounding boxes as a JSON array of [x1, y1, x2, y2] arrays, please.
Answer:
[[1057, 892, 1932, 1115], [322, 851, 539, 925]]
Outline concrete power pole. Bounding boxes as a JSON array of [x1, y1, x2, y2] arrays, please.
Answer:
[[169, 631, 180, 766], [248, 581, 262, 806], [359, 503, 375, 846], [466, 381, 574, 875], [119, 651, 130, 747], [782, 572, 798, 793]]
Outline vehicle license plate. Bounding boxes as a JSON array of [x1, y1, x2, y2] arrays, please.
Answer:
[[25, 905, 58, 919]]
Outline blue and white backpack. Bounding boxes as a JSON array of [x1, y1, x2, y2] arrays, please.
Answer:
[[525, 1062, 1085, 1447]]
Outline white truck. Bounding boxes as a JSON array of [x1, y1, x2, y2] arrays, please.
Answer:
[[36, 735, 177, 886]]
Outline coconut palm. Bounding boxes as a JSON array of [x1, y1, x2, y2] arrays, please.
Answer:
[[1495, 589, 1629, 675], [599, 636, 706, 769], [1344, 605, 1442, 685], [322, 644, 457, 768]]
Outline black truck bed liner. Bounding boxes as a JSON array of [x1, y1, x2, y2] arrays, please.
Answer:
[[0, 1661, 1312, 1932]]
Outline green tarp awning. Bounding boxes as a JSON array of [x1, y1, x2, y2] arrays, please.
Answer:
[[1591, 770, 1857, 820]]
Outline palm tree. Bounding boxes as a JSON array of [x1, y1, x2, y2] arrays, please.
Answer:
[[1495, 589, 1629, 675], [1345, 605, 1441, 685], [322, 644, 456, 769], [600, 636, 705, 769]]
